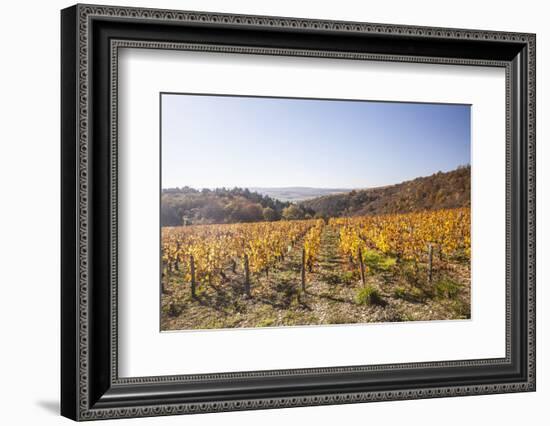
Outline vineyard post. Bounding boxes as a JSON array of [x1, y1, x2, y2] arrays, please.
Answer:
[[244, 254, 250, 297], [428, 244, 433, 284], [358, 247, 366, 286], [301, 247, 306, 292], [174, 245, 180, 271], [190, 255, 196, 298]]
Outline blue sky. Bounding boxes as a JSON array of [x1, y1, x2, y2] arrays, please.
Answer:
[[161, 93, 470, 189]]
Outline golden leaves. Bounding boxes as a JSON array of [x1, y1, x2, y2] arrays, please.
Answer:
[[331, 208, 470, 263], [161, 219, 319, 284]]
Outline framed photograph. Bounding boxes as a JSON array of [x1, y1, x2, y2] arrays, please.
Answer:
[[61, 4, 536, 421]]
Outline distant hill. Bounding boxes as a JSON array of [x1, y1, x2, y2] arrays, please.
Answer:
[[248, 187, 350, 202], [161, 187, 293, 226], [300, 166, 470, 218]]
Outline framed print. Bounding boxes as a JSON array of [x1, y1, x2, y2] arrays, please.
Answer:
[[61, 4, 536, 421]]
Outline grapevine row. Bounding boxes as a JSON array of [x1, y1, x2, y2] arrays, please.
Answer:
[[303, 219, 324, 272], [330, 208, 471, 267], [162, 219, 320, 293]]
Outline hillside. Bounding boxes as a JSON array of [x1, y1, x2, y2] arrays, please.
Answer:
[[300, 166, 470, 218], [161, 167, 470, 226]]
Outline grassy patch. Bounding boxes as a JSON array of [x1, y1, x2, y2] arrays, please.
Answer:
[[355, 285, 383, 306], [409, 286, 425, 300], [393, 286, 407, 298], [393, 285, 425, 303], [257, 317, 276, 327], [399, 262, 420, 285], [448, 299, 471, 318], [400, 312, 417, 321], [362, 250, 396, 272], [434, 277, 461, 299]]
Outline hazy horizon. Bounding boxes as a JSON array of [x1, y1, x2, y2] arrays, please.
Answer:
[[161, 94, 470, 189], [162, 165, 470, 192]]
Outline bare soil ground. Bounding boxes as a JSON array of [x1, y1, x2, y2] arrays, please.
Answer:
[[161, 225, 470, 331]]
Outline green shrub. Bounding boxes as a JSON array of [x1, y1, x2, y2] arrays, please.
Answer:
[[393, 285, 424, 302], [400, 263, 420, 285], [355, 285, 383, 306], [393, 286, 407, 298], [257, 317, 276, 327], [434, 277, 461, 299], [362, 250, 396, 272], [409, 286, 425, 300], [378, 256, 397, 271]]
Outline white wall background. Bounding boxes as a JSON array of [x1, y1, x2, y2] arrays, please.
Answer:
[[0, 0, 546, 424]]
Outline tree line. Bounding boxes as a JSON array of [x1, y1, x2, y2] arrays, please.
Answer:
[[161, 186, 315, 226]]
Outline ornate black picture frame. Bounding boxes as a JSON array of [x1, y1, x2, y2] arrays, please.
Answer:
[[61, 4, 536, 421]]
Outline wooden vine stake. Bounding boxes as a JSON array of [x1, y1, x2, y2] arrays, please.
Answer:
[[301, 247, 306, 292], [190, 254, 196, 298], [427, 244, 433, 284], [358, 247, 366, 286], [174, 243, 180, 271], [161, 276, 167, 294], [243, 253, 251, 298]]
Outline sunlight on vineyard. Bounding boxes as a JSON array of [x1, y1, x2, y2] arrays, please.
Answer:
[[303, 219, 324, 272], [331, 208, 470, 264], [161, 208, 471, 330], [162, 219, 319, 287]]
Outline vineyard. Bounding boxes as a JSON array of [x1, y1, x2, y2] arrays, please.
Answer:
[[161, 208, 471, 330]]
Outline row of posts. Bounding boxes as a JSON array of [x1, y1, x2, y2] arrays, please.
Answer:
[[183, 253, 253, 298], [177, 242, 435, 298], [180, 248, 308, 298]]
